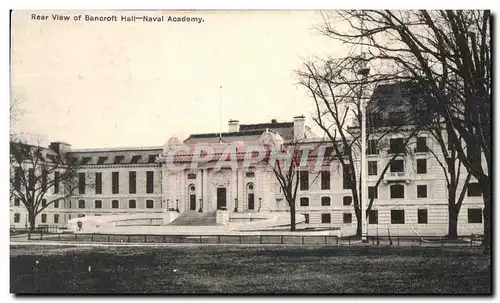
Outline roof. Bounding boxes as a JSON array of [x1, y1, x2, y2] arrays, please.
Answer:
[[184, 121, 294, 144]]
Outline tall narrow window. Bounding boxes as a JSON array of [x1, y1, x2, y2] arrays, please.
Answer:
[[95, 172, 102, 194], [41, 170, 48, 192], [95, 200, 102, 209], [417, 209, 428, 224], [54, 201, 59, 208], [368, 161, 377, 176], [146, 171, 154, 194], [129, 171, 136, 194], [146, 200, 154, 209], [14, 213, 20, 223], [14, 198, 20, 206], [368, 210, 378, 224], [321, 171, 330, 190], [368, 186, 378, 199], [343, 165, 352, 189], [112, 172, 119, 194], [390, 160, 404, 173], [304, 214, 309, 224], [41, 214, 47, 223], [416, 137, 428, 152], [367, 140, 378, 155], [28, 168, 35, 190], [343, 213, 352, 224], [54, 214, 59, 224], [417, 185, 427, 198], [112, 200, 119, 209], [41, 199, 47, 207], [129, 199, 136, 209], [78, 200, 85, 209], [299, 171, 309, 191], [417, 159, 427, 174], [54, 171, 60, 194], [14, 167, 21, 191], [78, 173, 86, 194]]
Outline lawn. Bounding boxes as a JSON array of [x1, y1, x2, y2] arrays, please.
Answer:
[[10, 245, 491, 294]]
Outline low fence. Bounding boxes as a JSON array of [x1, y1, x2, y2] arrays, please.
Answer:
[[23, 232, 484, 247]]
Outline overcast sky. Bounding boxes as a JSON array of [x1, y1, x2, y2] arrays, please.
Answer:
[[11, 10, 347, 149]]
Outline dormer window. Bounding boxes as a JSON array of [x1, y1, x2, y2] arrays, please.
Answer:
[[148, 155, 157, 163], [113, 156, 125, 164], [81, 157, 92, 165], [97, 156, 108, 165], [131, 155, 141, 164]]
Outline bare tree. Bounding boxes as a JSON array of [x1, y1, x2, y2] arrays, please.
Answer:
[[10, 138, 93, 230], [318, 10, 491, 248], [297, 58, 420, 238]]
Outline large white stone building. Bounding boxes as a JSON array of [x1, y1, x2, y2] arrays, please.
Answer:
[[10, 83, 485, 236]]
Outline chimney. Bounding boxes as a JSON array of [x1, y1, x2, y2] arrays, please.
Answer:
[[293, 115, 306, 140], [49, 141, 72, 155], [228, 119, 240, 132]]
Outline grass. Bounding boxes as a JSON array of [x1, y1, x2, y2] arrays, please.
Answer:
[[10, 245, 491, 294]]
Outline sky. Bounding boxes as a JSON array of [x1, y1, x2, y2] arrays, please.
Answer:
[[11, 10, 347, 149]]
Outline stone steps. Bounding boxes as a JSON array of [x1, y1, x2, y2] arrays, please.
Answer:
[[168, 211, 218, 226]]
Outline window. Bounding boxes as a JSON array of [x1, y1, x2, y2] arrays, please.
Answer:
[[14, 199, 20, 206], [78, 214, 85, 218], [417, 209, 428, 224], [368, 187, 378, 199], [367, 140, 378, 155], [390, 184, 405, 199], [14, 213, 20, 223], [68, 200, 72, 208], [416, 137, 428, 152], [343, 196, 352, 206], [321, 171, 330, 190], [417, 185, 427, 198], [343, 213, 352, 224], [112, 172, 119, 194], [95, 172, 102, 194], [321, 197, 331, 206], [97, 156, 108, 165], [41, 199, 47, 207], [112, 200, 119, 209], [391, 209, 405, 224], [54, 201, 59, 208], [54, 214, 59, 224], [368, 161, 377, 175], [95, 200, 102, 209], [129, 199, 136, 209], [245, 172, 255, 178], [148, 155, 157, 163], [41, 214, 47, 223], [14, 168, 21, 191], [187, 173, 196, 179], [299, 171, 309, 190], [78, 173, 86, 194], [324, 147, 334, 158], [368, 210, 378, 224], [129, 171, 136, 194], [28, 168, 35, 190], [68, 215, 71, 220], [467, 183, 482, 197], [304, 214, 309, 224], [321, 213, 331, 224], [390, 159, 404, 172], [131, 155, 141, 164], [146, 171, 154, 194], [417, 159, 427, 174], [146, 200, 154, 209], [299, 197, 309, 207], [78, 200, 85, 208], [389, 138, 405, 154], [343, 165, 352, 189], [54, 171, 60, 194], [41, 170, 48, 192], [468, 208, 483, 223], [114, 156, 125, 164]]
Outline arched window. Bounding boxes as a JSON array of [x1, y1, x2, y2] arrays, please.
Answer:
[[188, 184, 196, 210], [247, 183, 255, 210], [390, 184, 405, 199]]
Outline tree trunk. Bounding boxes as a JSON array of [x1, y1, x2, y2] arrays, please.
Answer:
[[481, 180, 491, 253], [354, 206, 362, 238], [28, 212, 36, 231], [289, 203, 296, 231], [447, 201, 458, 240]]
